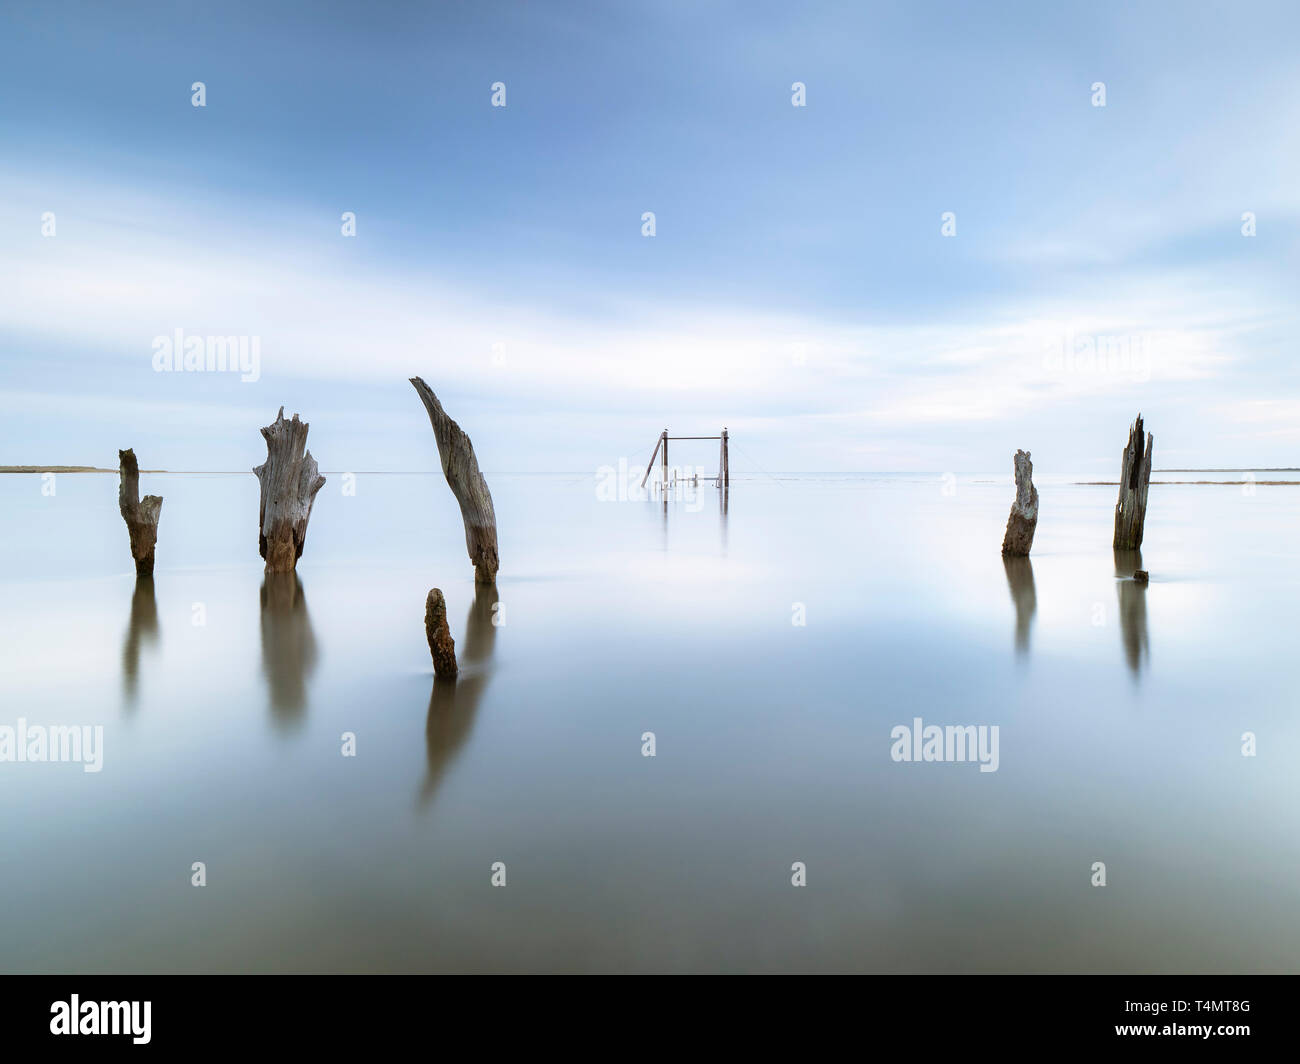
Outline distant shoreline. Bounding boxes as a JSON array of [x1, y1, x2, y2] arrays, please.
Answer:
[[0, 466, 122, 474]]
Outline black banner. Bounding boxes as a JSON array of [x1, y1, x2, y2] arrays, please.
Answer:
[[0, 975, 1287, 1051]]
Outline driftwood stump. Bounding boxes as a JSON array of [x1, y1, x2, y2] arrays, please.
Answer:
[[425, 588, 459, 678], [1113, 414, 1153, 550], [253, 407, 326, 573], [118, 448, 162, 576], [410, 377, 499, 585], [1000, 449, 1038, 556]]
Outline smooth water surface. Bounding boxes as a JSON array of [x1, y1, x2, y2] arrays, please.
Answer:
[[1, 470, 1297, 972]]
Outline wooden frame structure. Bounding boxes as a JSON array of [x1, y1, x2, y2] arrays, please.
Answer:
[[639, 428, 729, 491]]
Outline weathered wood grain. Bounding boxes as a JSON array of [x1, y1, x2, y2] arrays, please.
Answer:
[[425, 588, 459, 678], [1113, 414, 1153, 550], [252, 407, 325, 573], [1000, 449, 1038, 556], [118, 448, 163, 577], [409, 377, 499, 585]]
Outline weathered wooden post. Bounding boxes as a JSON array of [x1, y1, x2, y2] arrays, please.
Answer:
[[661, 428, 668, 489], [409, 377, 500, 585], [425, 588, 458, 678], [1000, 449, 1038, 556], [1113, 414, 1153, 550], [253, 408, 326, 573], [118, 448, 162, 576], [720, 427, 729, 489]]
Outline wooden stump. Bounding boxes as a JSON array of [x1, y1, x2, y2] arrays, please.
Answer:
[[425, 588, 458, 678], [1113, 414, 1153, 550], [253, 407, 326, 573], [409, 377, 499, 585], [1000, 449, 1038, 556], [118, 448, 162, 576]]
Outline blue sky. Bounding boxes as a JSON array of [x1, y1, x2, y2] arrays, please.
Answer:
[[2, 0, 1298, 472]]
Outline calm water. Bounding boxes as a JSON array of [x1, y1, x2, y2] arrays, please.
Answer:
[[1, 470, 1297, 972]]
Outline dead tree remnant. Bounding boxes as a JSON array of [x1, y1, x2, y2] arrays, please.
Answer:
[[1000, 449, 1038, 556], [118, 448, 162, 576], [409, 377, 499, 585], [425, 588, 458, 678], [1113, 414, 1153, 550], [253, 407, 325, 573]]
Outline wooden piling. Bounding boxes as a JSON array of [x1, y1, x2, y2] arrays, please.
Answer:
[[1113, 414, 1153, 550], [118, 448, 162, 577], [253, 408, 326, 573], [409, 377, 500, 585]]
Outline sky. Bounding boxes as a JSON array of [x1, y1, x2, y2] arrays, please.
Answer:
[[1, 0, 1298, 474]]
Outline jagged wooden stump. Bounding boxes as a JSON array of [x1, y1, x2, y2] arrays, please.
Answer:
[[118, 448, 162, 577], [410, 377, 499, 585], [253, 407, 325, 573], [425, 588, 458, 678], [1000, 449, 1038, 556], [1113, 414, 1153, 550]]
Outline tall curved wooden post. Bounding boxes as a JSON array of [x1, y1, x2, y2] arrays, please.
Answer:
[[409, 377, 499, 585]]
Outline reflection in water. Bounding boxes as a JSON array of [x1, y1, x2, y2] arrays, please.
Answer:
[[1002, 555, 1036, 657], [422, 585, 498, 808], [259, 572, 318, 728], [121, 576, 160, 705], [1114, 550, 1150, 677], [719, 484, 728, 552]]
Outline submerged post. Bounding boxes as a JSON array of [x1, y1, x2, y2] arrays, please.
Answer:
[[253, 407, 326, 574], [425, 588, 458, 678], [661, 428, 668, 488], [721, 427, 729, 489], [1113, 414, 1153, 550], [409, 377, 499, 585], [118, 448, 162, 576], [1000, 449, 1038, 556]]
